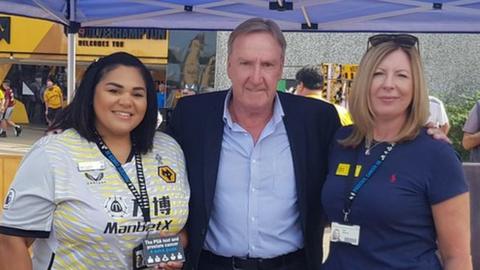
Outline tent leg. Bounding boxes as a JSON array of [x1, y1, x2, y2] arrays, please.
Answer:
[[67, 32, 76, 104]]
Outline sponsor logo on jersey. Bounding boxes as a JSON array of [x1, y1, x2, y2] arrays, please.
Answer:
[[132, 196, 171, 217], [158, 166, 176, 183], [85, 172, 105, 184], [3, 189, 15, 209], [103, 219, 173, 234], [105, 196, 128, 218]]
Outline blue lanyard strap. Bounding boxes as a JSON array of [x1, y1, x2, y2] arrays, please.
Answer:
[[342, 142, 395, 223], [95, 134, 151, 223]]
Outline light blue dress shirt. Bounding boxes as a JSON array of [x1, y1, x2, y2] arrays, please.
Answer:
[[204, 91, 303, 258]]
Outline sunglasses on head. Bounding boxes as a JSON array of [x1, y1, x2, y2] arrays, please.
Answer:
[[367, 34, 419, 51]]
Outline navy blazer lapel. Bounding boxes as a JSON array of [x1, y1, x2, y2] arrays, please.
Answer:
[[280, 94, 308, 231], [202, 92, 226, 218]]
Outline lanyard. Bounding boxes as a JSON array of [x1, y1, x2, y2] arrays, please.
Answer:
[[342, 142, 395, 223], [95, 134, 151, 223]]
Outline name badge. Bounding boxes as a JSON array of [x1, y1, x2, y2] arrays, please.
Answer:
[[133, 235, 185, 269], [330, 222, 360, 246], [335, 163, 351, 176], [354, 165, 362, 177], [78, 161, 105, 172]]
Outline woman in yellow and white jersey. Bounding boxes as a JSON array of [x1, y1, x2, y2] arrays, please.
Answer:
[[0, 52, 189, 270]]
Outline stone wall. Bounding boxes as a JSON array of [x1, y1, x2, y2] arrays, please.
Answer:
[[214, 31, 480, 96]]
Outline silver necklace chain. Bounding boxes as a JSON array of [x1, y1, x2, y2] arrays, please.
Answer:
[[365, 140, 384, 155]]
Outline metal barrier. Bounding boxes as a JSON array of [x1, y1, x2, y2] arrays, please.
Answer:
[[463, 162, 480, 269]]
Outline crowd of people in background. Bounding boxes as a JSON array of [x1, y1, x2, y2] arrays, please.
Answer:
[[0, 66, 67, 126]]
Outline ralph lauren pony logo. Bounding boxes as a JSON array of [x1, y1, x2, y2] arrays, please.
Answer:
[[0, 17, 11, 44]]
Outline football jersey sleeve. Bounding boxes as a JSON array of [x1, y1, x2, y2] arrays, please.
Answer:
[[0, 143, 55, 238]]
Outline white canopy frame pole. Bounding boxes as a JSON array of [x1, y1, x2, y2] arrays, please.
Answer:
[[67, 33, 76, 104], [67, 0, 77, 104]]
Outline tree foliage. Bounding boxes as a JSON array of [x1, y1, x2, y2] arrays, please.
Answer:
[[439, 90, 480, 161]]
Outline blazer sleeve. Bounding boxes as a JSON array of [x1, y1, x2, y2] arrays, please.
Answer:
[[165, 98, 186, 144]]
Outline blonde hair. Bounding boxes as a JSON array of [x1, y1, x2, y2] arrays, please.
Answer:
[[341, 41, 429, 147]]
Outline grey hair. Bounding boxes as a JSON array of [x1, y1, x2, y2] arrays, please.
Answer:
[[227, 17, 286, 59]]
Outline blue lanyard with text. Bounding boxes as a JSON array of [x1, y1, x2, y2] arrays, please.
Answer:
[[342, 142, 395, 223], [95, 134, 151, 223]]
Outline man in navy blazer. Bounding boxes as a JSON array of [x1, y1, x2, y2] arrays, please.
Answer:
[[167, 18, 340, 270]]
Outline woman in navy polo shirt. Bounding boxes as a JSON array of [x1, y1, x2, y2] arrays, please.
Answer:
[[322, 34, 471, 270]]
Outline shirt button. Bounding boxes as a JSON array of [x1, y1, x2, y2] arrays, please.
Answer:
[[252, 159, 256, 163]]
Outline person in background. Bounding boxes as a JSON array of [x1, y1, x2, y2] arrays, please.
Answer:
[[321, 34, 471, 270], [167, 17, 340, 270], [0, 85, 4, 124], [427, 95, 450, 134], [28, 76, 45, 124], [43, 77, 63, 127], [462, 100, 480, 162], [180, 87, 196, 97], [0, 52, 189, 270], [156, 80, 166, 109], [0, 79, 22, 137], [295, 65, 353, 126]]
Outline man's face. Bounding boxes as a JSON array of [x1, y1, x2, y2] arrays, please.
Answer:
[[47, 80, 53, 88], [227, 32, 284, 113]]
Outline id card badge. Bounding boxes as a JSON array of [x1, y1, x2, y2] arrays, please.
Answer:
[[331, 222, 360, 246], [132, 244, 147, 270], [142, 235, 185, 267]]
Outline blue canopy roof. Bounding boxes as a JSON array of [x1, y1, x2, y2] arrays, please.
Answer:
[[2, 0, 480, 33]]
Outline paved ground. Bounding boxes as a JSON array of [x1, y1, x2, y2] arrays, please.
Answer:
[[0, 124, 46, 155]]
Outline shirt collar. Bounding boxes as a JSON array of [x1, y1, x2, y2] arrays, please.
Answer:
[[305, 92, 325, 100], [222, 89, 285, 128]]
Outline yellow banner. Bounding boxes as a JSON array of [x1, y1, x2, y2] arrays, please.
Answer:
[[0, 14, 168, 64]]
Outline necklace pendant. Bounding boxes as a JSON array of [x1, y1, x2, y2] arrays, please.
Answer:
[[365, 148, 370, 155]]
